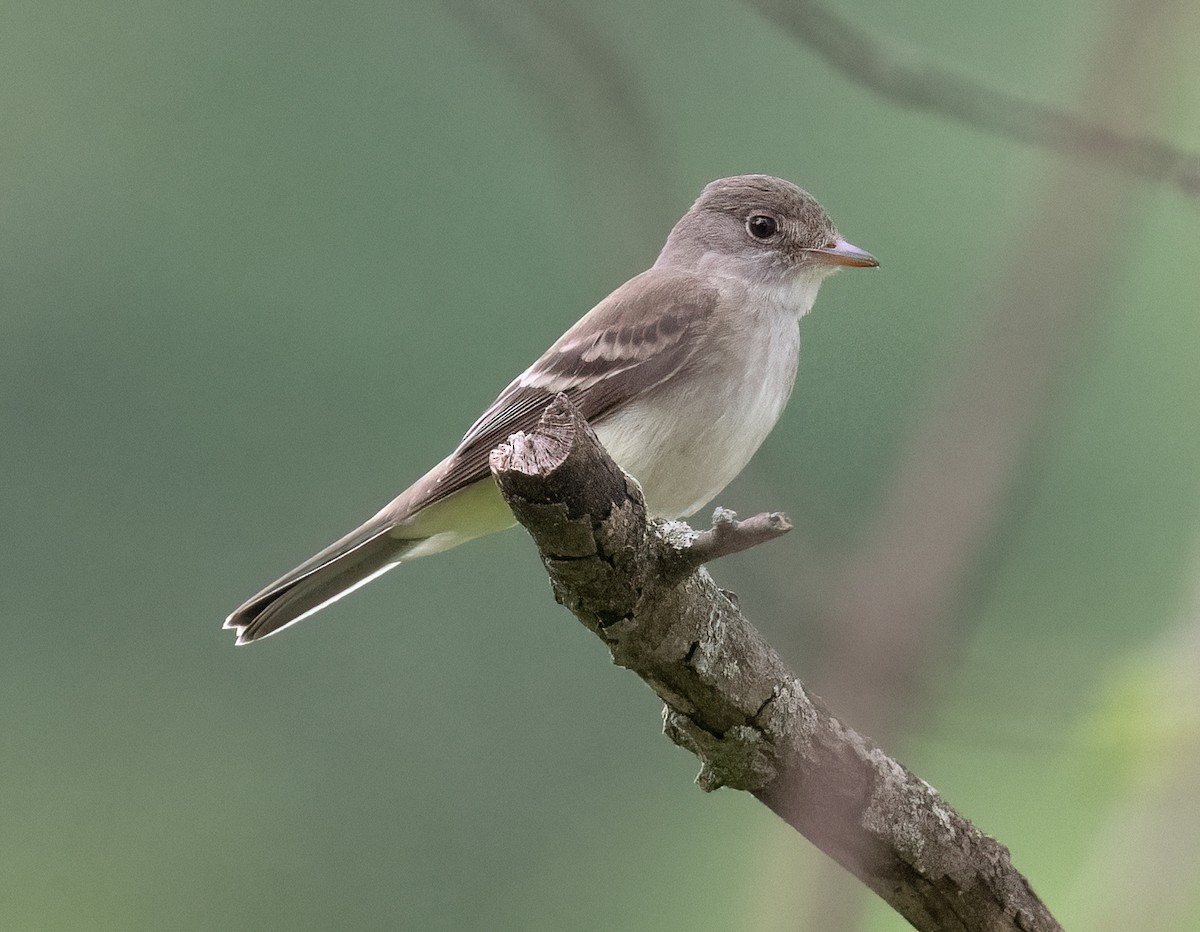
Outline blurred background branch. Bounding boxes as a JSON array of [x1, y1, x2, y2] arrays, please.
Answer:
[[818, 0, 1185, 733], [445, 0, 677, 261], [747, 0, 1200, 199]]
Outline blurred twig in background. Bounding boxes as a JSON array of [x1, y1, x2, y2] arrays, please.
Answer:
[[445, 0, 677, 263], [747, 0, 1200, 199]]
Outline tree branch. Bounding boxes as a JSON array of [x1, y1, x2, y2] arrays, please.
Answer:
[[489, 395, 1062, 932]]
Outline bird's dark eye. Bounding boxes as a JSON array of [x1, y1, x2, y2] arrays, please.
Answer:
[[746, 214, 778, 240]]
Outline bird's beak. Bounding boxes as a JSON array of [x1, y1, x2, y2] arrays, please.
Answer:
[[809, 238, 879, 268]]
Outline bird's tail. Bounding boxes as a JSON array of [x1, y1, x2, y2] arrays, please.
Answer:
[[224, 519, 415, 644], [225, 469, 518, 644]]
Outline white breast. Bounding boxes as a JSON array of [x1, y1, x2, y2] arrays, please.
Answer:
[[594, 276, 816, 518]]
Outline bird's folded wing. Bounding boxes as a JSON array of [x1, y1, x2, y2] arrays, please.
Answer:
[[400, 268, 720, 516]]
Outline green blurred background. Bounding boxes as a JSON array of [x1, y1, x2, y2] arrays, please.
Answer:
[[4, 1, 1198, 929]]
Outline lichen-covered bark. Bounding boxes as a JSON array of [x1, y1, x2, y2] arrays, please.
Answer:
[[489, 395, 1061, 932]]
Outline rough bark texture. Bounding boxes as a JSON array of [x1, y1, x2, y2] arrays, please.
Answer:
[[489, 395, 1062, 932]]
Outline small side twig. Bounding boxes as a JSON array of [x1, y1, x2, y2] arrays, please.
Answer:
[[655, 507, 793, 586], [685, 507, 793, 566]]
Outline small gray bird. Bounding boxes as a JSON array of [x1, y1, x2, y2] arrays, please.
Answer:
[[226, 175, 877, 643]]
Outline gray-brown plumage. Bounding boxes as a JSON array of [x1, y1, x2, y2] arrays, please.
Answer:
[[226, 175, 876, 643]]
